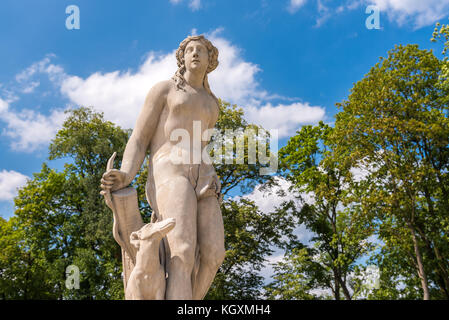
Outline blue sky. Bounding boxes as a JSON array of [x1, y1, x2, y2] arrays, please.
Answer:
[[1, 0, 449, 220]]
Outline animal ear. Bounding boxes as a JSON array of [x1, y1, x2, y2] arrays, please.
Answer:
[[130, 232, 140, 250]]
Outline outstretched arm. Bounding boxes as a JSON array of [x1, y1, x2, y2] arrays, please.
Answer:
[[101, 81, 171, 191]]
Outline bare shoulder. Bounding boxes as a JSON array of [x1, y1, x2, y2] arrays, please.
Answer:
[[148, 80, 173, 98], [142, 80, 173, 116]]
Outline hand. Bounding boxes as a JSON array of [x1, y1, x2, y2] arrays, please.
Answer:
[[101, 169, 129, 193], [100, 152, 129, 193]]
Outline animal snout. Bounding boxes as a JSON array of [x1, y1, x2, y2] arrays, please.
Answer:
[[130, 231, 141, 249], [156, 218, 176, 236]]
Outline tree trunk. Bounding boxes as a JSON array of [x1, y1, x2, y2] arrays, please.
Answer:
[[433, 245, 449, 299], [333, 269, 341, 300], [408, 221, 430, 300], [421, 188, 449, 297], [340, 277, 352, 300], [417, 226, 449, 299]]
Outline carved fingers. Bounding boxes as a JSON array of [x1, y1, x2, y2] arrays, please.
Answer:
[[101, 169, 118, 190], [101, 169, 128, 192]]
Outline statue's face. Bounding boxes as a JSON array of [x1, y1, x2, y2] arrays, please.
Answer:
[[184, 40, 209, 74]]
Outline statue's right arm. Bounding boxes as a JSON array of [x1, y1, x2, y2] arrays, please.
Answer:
[[101, 81, 171, 191]]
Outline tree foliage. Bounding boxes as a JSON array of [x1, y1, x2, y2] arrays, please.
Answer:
[[0, 102, 292, 300], [333, 44, 449, 300], [2, 33, 449, 301], [1, 108, 131, 299], [206, 101, 297, 299], [265, 122, 374, 300]]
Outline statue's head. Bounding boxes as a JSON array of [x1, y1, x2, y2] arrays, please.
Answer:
[[173, 35, 219, 100], [130, 218, 176, 251], [175, 35, 219, 75]]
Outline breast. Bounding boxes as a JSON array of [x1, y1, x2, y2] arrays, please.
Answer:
[[167, 90, 218, 128], [168, 91, 190, 114]]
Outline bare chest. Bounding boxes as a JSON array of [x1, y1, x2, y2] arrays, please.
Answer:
[[167, 88, 219, 127]]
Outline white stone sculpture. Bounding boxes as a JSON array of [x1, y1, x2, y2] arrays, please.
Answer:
[[126, 218, 176, 300], [101, 35, 225, 300]]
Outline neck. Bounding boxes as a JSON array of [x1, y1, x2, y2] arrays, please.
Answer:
[[136, 239, 162, 270], [184, 70, 205, 89]]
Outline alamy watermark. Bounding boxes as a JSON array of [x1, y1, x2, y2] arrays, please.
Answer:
[[365, 5, 380, 30], [65, 264, 80, 289], [364, 265, 380, 290], [66, 5, 80, 30], [169, 121, 278, 175]]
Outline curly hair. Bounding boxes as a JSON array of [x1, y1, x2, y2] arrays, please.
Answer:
[[172, 35, 219, 102]]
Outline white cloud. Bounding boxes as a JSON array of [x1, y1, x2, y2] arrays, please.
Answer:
[[288, 0, 307, 13], [61, 52, 176, 129], [347, 0, 363, 10], [0, 96, 66, 152], [1, 108, 66, 152], [11, 54, 65, 95], [189, 0, 201, 11], [15, 63, 38, 82], [312, 0, 364, 27], [1, 31, 325, 152], [207, 33, 267, 105], [0, 170, 29, 201], [236, 176, 316, 284], [246, 102, 325, 137], [15, 54, 66, 86], [0, 56, 70, 152], [239, 176, 315, 243], [169, 0, 202, 11], [286, 0, 362, 27], [349, 156, 382, 183], [21, 81, 40, 94], [60, 31, 269, 129], [60, 31, 270, 130], [300, 0, 449, 29], [367, 0, 449, 28], [314, 0, 332, 27], [350, 166, 370, 183], [260, 253, 284, 282], [236, 176, 298, 212], [0, 98, 8, 113], [59, 30, 325, 137]]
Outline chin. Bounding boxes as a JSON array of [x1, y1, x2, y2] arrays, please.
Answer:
[[189, 65, 206, 72]]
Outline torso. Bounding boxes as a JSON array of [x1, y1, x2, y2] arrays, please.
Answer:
[[150, 80, 219, 166]]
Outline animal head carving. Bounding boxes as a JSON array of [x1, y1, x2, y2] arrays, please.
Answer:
[[130, 218, 176, 250]]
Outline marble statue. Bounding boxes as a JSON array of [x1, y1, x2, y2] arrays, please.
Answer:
[[126, 218, 176, 300], [100, 35, 225, 300]]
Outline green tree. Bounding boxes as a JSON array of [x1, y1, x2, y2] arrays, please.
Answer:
[[206, 101, 297, 299], [0, 216, 46, 299], [333, 44, 449, 300], [265, 122, 374, 300], [265, 246, 332, 300], [2, 107, 130, 299], [432, 21, 449, 103], [1, 101, 293, 300]]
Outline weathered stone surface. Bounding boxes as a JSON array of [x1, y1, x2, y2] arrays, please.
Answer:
[[101, 35, 225, 300]]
